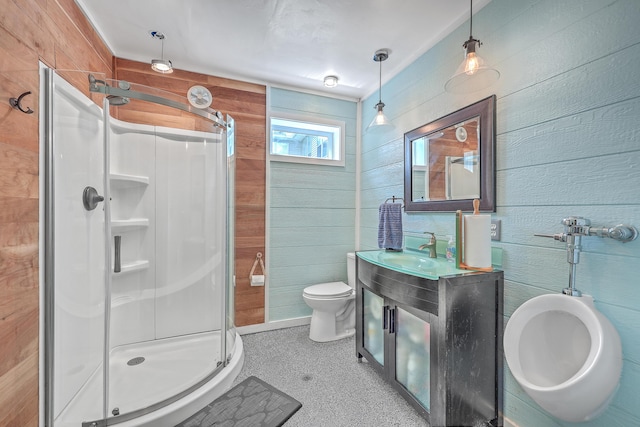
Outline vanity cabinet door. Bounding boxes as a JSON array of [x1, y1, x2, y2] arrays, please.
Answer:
[[393, 306, 433, 412], [362, 287, 385, 365]]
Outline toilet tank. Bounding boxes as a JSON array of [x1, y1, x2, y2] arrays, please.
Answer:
[[347, 252, 356, 288]]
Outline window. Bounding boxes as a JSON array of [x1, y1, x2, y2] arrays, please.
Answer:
[[269, 113, 345, 166]]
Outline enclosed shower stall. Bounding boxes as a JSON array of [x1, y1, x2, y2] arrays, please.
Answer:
[[42, 68, 242, 427]]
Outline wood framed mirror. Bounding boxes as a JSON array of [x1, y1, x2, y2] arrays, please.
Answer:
[[404, 95, 496, 212]]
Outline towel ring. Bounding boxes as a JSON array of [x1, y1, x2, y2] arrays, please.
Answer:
[[384, 196, 405, 208]]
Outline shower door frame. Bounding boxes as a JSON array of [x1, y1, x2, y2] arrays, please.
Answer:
[[43, 68, 233, 427]]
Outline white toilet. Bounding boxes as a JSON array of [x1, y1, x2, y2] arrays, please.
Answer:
[[302, 252, 356, 342], [503, 293, 622, 422]]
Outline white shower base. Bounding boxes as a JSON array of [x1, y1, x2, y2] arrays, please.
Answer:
[[56, 331, 244, 427]]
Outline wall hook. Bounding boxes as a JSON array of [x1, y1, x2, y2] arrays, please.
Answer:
[[9, 91, 34, 114]]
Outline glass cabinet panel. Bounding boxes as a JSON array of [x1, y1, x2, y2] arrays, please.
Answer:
[[395, 307, 431, 411], [363, 288, 385, 364]]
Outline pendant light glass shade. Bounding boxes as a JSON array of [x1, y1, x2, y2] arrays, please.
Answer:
[[368, 101, 393, 129], [367, 49, 394, 133], [445, 1, 499, 94]]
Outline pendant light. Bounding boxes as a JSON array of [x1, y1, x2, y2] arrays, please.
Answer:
[[367, 49, 394, 132], [150, 31, 173, 74], [445, 0, 499, 93]]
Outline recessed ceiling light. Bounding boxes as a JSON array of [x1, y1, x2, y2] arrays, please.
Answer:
[[324, 75, 339, 88]]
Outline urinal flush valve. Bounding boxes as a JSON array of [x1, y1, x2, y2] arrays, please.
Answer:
[[535, 216, 638, 296], [538, 216, 638, 241]]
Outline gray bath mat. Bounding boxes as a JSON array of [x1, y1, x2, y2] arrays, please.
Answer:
[[175, 376, 302, 427]]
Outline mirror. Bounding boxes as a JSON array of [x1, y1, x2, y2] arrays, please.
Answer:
[[404, 95, 496, 212]]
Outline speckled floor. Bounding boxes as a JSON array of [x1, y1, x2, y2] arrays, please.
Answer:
[[233, 326, 426, 427]]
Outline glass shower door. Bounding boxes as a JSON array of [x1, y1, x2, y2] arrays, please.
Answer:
[[46, 69, 233, 426], [225, 115, 237, 359], [46, 69, 109, 426]]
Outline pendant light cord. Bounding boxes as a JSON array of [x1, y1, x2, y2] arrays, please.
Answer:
[[378, 58, 382, 104], [469, 0, 473, 38]]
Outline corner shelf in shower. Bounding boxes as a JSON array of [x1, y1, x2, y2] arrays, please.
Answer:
[[110, 173, 149, 188], [113, 260, 149, 276], [111, 218, 150, 232]]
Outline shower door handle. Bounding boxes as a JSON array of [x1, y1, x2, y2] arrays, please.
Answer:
[[114, 236, 121, 273]]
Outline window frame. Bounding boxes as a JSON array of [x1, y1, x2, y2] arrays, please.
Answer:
[[269, 112, 346, 167]]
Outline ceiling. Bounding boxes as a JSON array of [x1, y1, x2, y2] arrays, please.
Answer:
[[76, 0, 491, 99]]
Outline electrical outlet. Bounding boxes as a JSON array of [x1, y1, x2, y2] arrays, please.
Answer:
[[491, 220, 501, 241]]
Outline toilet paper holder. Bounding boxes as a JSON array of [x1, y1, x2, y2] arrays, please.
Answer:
[[249, 252, 265, 286]]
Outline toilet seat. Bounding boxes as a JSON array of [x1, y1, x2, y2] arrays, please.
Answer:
[[303, 281, 353, 299]]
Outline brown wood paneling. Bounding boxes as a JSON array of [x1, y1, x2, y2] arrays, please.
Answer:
[[113, 58, 267, 327], [0, 347, 39, 427], [1, 0, 267, 420], [46, 0, 112, 73], [0, 26, 40, 152], [54, 0, 113, 68], [0, 0, 56, 66], [0, 0, 113, 423], [0, 142, 39, 198]]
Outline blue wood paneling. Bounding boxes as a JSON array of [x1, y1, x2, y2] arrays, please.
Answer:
[[269, 88, 357, 321], [360, 0, 640, 425]]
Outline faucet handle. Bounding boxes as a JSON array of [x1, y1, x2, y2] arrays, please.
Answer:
[[423, 231, 436, 242]]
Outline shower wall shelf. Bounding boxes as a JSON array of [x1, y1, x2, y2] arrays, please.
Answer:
[[111, 218, 150, 232], [110, 173, 150, 187], [109, 171, 151, 277], [113, 260, 149, 275]]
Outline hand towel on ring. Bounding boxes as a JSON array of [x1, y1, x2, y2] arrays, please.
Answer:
[[378, 202, 403, 251]]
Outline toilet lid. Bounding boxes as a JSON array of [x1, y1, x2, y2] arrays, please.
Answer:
[[304, 281, 353, 298]]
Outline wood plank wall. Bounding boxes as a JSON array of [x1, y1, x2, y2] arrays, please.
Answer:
[[0, 0, 112, 425], [0, 0, 266, 424], [114, 59, 266, 327]]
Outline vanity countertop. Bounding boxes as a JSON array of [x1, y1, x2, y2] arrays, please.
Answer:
[[356, 249, 474, 280]]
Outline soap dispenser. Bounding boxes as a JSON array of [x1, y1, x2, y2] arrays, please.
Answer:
[[446, 235, 456, 262]]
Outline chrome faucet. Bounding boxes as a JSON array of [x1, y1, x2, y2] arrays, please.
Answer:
[[418, 232, 437, 258]]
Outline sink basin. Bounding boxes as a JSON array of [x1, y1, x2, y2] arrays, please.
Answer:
[[357, 250, 466, 279], [377, 252, 439, 271]]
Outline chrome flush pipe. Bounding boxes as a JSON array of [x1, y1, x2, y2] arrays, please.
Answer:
[[535, 216, 638, 296]]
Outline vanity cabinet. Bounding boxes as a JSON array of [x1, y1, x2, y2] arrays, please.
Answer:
[[356, 254, 504, 427]]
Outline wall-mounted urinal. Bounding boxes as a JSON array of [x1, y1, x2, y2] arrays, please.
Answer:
[[504, 216, 635, 422], [504, 293, 622, 422]]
